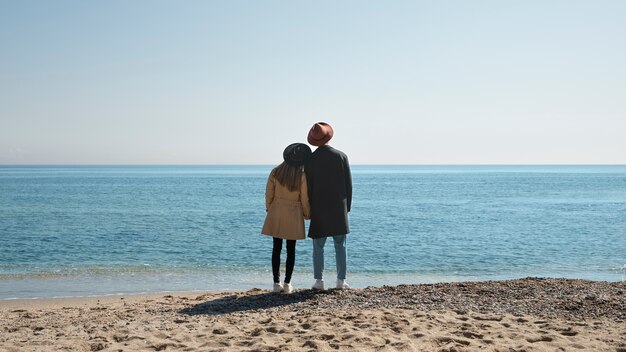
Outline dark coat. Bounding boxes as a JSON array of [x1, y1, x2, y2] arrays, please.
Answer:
[[304, 145, 352, 238]]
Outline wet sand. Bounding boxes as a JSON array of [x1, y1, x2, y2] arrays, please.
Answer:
[[1, 278, 624, 351]]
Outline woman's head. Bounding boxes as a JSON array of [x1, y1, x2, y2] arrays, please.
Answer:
[[283, 143, 312, 166], [273, 143, 312, 192]]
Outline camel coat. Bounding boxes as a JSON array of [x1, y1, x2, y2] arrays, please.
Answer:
[[261, 173, 311, 240]]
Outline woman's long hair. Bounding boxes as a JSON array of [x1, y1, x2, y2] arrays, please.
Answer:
[[272, 162, 303, 192]]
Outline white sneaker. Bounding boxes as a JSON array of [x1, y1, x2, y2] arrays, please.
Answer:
[[273, 282, 283, 293], [283, 282, 293, 294], [336, 279, 350, 289], [312, 279, 325, 290]]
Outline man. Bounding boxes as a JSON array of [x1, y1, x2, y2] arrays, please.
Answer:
[[305, 122, 352, 290]]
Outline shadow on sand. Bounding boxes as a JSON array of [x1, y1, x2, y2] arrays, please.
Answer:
[[180, 289, 337, 316]]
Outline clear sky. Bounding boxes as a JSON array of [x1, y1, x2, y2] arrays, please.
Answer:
[[1, 1, 625, 164]]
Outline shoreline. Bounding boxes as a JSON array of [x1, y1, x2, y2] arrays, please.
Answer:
[[1, 277, 624, 351], [2, 271, 624, 302], [2, 274, 624, 304]]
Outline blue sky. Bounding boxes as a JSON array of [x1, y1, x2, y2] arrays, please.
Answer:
[[1, 1, 625, 164]]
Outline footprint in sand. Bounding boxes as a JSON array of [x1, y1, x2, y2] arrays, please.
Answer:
[[454, 330, 483, 339], [559, 328, 579, 336], [353, 336, 374, 343], [329, 342, 345, 349], [303, 340, 320, 349], [391, 326, 405, 333], [250, 327, 264, 337], [150, 342, 184, 351], [258, 317, 272, 324], [90, 342, 107, 351], [266, 326, 286, 334], [113, 334, 145, 343], [235, 339, 256, 347], [391, 341, 411, 348], [473, 315, 503, 322], [212, 328, 228, 335], [526, 335, 554, 343], [317, 333, 335, 341], [436, 336, 471, 347]]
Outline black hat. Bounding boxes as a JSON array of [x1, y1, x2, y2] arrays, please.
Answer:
[[283, 143, 312, 166]]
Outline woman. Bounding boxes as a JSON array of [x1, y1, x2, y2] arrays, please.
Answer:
[[261, 143, 312, 293]]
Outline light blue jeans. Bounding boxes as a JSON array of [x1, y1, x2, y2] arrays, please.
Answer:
[[312, 235, 347, 280]]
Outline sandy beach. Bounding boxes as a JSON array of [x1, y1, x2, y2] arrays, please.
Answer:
[[1, 278, 624, 351]]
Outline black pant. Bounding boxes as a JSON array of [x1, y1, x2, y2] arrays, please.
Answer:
[[272, 237, 296, 283]]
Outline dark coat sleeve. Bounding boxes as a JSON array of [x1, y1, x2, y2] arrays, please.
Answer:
[[304, 161, 313, 203], [344, 155, 352, 213]]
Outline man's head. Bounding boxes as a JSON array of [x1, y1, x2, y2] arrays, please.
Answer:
[[307, 122, 334, 146]]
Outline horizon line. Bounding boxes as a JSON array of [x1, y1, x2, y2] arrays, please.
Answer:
[[1, 163, 625, 167]]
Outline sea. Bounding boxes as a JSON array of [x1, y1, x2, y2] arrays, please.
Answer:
[[1, 165, 625, 300]]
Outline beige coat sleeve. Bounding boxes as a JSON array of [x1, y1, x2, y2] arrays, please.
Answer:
[[265, 175, 275, 211], [300, 173, 311, 219]]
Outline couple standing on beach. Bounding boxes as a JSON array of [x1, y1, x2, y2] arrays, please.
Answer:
[[261, 122, 352, 293]]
